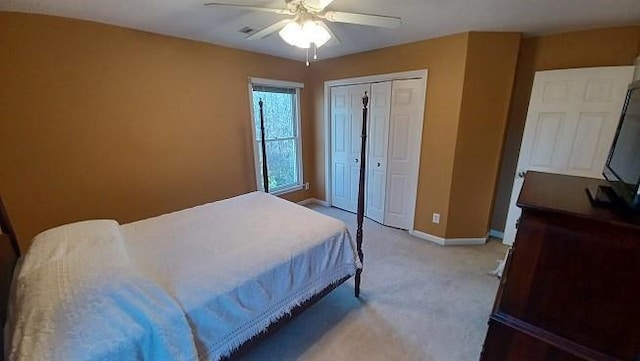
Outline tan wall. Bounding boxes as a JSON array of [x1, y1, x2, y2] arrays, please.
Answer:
[[0, 12, 314, 251], [446, 32, 520, 238], [308, 33, 470, 237], [491, 26, 640, 232], [7, 12, 633, 247], [310, 32, 520, 239]]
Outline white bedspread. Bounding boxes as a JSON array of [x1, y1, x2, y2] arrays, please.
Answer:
[[6, 220, 198, 361], [7, 192, 359, 361]]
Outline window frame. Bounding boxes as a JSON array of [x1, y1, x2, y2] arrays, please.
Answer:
[[248, 77, 304, 195]]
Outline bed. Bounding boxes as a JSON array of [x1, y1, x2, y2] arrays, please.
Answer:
[[0, 93, 371, 361]]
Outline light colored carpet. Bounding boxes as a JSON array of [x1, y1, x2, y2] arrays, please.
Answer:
[[240, 205, 507, 361]]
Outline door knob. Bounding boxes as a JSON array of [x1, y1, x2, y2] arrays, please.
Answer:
[[377, 162, 381, 167], [355, 159, 359, 163]]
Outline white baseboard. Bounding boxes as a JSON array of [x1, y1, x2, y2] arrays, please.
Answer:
[[297, 198, 330, 207], [489, 229, 504, 239], [409, 229, 487, 246]]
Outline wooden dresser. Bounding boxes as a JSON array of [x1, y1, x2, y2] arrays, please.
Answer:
[[480, 172, 640, 361]]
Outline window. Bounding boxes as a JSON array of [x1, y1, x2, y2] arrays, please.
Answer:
[[250, 78, 304, 194]]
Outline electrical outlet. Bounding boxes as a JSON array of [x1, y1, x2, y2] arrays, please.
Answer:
[[432, 213, 440, 224], [304, 182, 310, 191]]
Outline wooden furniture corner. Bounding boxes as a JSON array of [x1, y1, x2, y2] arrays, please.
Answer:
[[481, 172, 640, 361]]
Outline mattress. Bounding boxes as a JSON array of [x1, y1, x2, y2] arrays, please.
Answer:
[[6, 192, 360, 361]]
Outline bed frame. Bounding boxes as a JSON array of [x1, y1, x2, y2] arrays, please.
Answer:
[[0, 92, 370, 360], [0, 197, 20, 360], [221, 92, 369, 359], [220, 92, 369, 359]]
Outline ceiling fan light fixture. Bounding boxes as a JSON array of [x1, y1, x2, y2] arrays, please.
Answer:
[[278, 19, 331, 49], [279, 21, 310, 48], [302, 20, 331, 47]]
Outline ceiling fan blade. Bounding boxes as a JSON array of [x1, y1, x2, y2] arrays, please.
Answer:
[[322, 11, 401, 28], [246, 19, 292, 40], [303, 0, 335, 12], [318, 21, 341, 46], [203, 3, 293, 15]]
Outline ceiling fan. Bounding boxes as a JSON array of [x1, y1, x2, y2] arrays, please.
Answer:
[[204, 0, 401, 63]]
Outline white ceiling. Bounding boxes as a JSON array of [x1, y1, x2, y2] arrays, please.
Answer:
[[2, 0, 639, 62]]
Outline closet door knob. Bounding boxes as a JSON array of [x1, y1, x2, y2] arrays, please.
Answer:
[[377, 162, 381, 167], [355, 159, 359, 163]]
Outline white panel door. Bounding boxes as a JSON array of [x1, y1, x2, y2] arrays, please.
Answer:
[[331, 83, 371, 213], [503, 66, 634, 245], [331, 86, 351, 211], [365, 81, 392, 223], [384, 79, 424, 230]]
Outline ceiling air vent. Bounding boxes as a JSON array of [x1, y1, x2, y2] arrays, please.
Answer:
[[239, 27, 256, 35]]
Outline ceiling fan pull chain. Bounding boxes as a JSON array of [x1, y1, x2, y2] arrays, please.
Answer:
[[313, 43, 318, 60], [306, 48, 310, 66]]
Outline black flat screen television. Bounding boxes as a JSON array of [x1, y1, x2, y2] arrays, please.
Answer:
[[602, 80, 640, 210]]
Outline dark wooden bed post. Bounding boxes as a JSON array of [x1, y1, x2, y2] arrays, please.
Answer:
[[354, 91, 368, 298], [258, 98, 269, 193], [0, 198, 19, 257], [0, 197, 20, 359]]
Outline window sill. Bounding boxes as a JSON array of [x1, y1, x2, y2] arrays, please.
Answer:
[[270, 184, 304, 196]]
